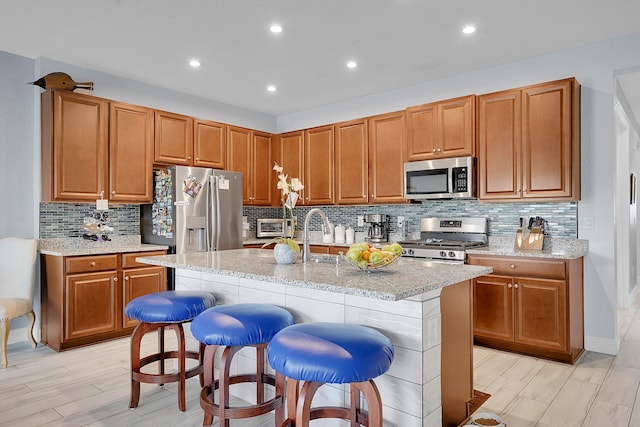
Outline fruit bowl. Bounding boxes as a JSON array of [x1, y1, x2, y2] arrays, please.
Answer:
[[341, 252, 401, 272]]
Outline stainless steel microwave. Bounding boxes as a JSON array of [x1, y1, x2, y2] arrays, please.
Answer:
[[404, 156, 476, 200]]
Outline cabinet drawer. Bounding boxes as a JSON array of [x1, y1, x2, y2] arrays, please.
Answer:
[[122, 251, 167, 269], [467, 255, 566, 279], [66, 255, 118, 274], [328, 246, 349, 255]]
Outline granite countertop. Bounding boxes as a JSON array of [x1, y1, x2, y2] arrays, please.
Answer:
[[39, 236, 168, 256], [466, 236, 588, 260], [136, 249, 492, 301]]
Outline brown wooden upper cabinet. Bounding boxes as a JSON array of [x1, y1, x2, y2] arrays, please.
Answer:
[[335, 119, 369, 204], [109, 102, 154, 203], [194, 119, 226, 169], [154, 110, 194, 165], [273, 127, 334, 206], [41, 90, 153, 203], [368, 111, 407, 204], [406, 95, 475, 161], [227, 125, 272, 205], [304, 125, 335, 205], [477, 78, 580, 201], [273, 131, 304, 206]]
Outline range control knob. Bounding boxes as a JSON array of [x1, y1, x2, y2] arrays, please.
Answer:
[[439, 250, 447, 258], [408, 249, 415, 255], [448, 251, 456, 258]]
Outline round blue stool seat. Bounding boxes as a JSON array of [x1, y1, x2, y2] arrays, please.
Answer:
[[268, 322, 394, 384], [125, 290, 217, 323], [191, 303, 295, 346]]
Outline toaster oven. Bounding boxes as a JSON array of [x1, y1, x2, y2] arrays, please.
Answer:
[[256, 218, 295, 238]]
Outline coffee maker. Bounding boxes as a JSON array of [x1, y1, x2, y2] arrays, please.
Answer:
[[364, 214, 390, 243]]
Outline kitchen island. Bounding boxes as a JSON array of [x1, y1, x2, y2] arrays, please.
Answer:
[[137, 249, 492, 427]]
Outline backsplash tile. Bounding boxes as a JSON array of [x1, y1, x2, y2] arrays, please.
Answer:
[[40, 203, 140, 238], [244, 200, 577, 240], [40, 200, 577, 240]]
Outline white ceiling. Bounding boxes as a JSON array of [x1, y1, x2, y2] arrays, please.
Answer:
[[1, 0, 640, 118]]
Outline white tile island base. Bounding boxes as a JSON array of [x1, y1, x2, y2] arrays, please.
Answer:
[[137, 249, 492, 427]]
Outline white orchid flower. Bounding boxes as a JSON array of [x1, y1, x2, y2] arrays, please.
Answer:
[[273, 163, 284, 173], [277, 174, 290, 194], [290, 178, 304, 192]]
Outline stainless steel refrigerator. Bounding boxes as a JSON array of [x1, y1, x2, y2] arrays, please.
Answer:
[[141, 166, 243, 289]]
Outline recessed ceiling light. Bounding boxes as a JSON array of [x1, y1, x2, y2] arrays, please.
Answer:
[[270, 24, 283, 33], [267, 85, 277, 92], [346, 60, 358, 69], [462, 25, 476, 34], [189, 59, 201, 68]]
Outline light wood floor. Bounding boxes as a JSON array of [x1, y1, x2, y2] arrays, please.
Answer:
[[475, 293, 640, 427], [2, 296, 640, 427]]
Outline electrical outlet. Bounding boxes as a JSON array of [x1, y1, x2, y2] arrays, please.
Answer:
[[578, 216, 594, 229], [357, 215, 364, 227], [397, 216, 404, 227]]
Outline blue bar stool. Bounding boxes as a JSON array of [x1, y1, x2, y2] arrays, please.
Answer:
[[124, 290, 217, 412], [267, 322, 394, 427], [191, 303, 295, 427]]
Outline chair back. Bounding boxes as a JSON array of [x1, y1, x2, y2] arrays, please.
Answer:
[[0, 238, 37, 301]]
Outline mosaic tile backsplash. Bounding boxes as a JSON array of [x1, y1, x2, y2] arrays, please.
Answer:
[[40, 200, 577, 240]]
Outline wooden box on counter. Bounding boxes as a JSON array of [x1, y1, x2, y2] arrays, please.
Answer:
[[41, 250, 166, 351]]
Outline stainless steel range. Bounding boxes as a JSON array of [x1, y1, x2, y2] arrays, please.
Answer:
[[398, 217, 488, 263]]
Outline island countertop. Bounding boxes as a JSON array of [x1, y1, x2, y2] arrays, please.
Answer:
[[136, 248, 492, 301]]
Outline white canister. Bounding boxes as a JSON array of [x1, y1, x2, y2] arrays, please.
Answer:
[[334, 224, 346, 244], [345, 226, 355, 244]]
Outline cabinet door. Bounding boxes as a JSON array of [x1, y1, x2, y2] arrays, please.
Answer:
[[304, 125, 335, 205], [276, 131, 305, 205], [336, 119, 369, 204], [251, 131, 273, 205], [65, 271, 118, 340], [406, 102, 438, 161], [522, 80, 573, 199], [515, 276, 567, 352], [439, 95, 475, 158], [43, 90, 108, 201], [477, 89, 522, 200], [368, 111, 407, 204], [109, 102, 153, 203], [123, 266, 166, 329], [194, 119, 226, 169], [154, 110, 194, 165], [473, 275, 514, 342], [227, 126, 251, 204]]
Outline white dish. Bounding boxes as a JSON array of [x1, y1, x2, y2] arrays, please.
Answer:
[[471, 412, 505, 426]]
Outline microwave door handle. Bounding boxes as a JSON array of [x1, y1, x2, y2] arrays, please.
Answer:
[[449, 169, 454, 195]]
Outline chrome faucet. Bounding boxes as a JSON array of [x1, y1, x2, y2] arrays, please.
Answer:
[[303, 208, 331, 263]]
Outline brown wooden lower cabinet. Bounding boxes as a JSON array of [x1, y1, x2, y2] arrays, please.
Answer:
[[467, 254, 584, 363], [41, 250, 166, 351]]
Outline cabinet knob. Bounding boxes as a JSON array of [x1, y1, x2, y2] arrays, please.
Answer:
[[114, 277, 118, 282], [508, 283, 512, 288], [195, 157, 199, 161], [187, 156, 191, 160], [111, 191, 116, 195], [510, 264, 516, 269], [514, 283, 519, 289], [90, 261, 97, 267], [432, 149, 437, 153], [125, 276, 129, 280]]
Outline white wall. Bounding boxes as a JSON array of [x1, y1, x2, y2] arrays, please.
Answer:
[[278, 32, 640, 354], [0, 50, 36, 239]]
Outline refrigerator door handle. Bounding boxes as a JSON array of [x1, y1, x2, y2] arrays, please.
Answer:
[[214, 176, 222, 251], [206, 175, 212, 251]]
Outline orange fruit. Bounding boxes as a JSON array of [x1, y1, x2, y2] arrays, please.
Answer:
[[362, 250, 371, 261]]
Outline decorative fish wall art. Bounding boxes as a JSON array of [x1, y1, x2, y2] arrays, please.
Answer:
[[29, 72, 94, 91]]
